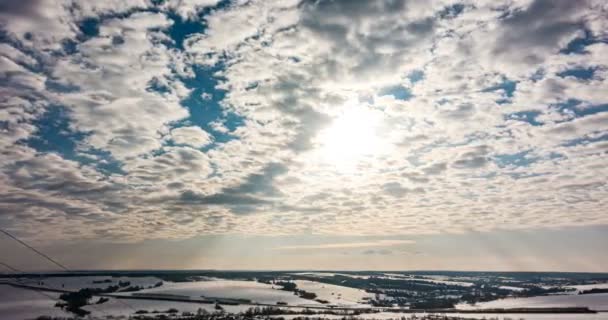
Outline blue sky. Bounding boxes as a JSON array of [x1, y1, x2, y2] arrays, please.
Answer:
[[0, 0, 607, 271]]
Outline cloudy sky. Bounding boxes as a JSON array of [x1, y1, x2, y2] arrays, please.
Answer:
[[1, 0, 607, 272]]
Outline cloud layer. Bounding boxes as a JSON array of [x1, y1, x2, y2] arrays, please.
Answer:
[[0, 0, 607, 243]]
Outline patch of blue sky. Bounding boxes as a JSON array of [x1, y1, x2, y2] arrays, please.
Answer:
[[504, 111, 543, 126], [493, 150, 538, 168], [160, 3, 245, 149], [78, 17, 101, 38], [560, 30, 607, 54], [58, 16, 100, 56], [438, 3, 466, 19], [22, 106, 124, 174], [556, 67, 597, 80], [407, 70, 424, 84], [170, 64, 245, 146], [505, 103, 607, 128], [165, 11, 206, 50], [162, 0, 232, 47], [483, 79, 517, 101], [549, 100, 608, 120], [379, 85, 412, 100]]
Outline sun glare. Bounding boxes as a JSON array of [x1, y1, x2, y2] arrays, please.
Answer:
[[317, 107, 388, 167]]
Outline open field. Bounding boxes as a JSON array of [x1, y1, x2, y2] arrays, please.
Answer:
[[2, 271, 608, 320]]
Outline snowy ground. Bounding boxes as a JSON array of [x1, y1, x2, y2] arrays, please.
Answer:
[[113, 279, 321, 306], [3, 275, 608, 320], [292, 279, 374, 306], [457, 292, 608, 311]]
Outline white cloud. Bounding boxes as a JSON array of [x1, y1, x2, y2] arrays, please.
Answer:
[[1, 0, 607, 244], [160, 0, 222, 20], [169, 126, 214, 148], [50, 11, 190, 159]]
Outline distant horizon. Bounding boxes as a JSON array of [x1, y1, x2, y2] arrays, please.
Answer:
[[4, 269, 608, 274], [3, 225, 608, 272]]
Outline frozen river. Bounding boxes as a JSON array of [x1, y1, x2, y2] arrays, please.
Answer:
[[458, 292, 608, 311], [0, 284, 72, 320]]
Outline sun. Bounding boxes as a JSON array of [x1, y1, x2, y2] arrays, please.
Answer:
[[316, 106, 388, 168]]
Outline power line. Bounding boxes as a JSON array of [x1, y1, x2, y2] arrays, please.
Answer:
[[0, 229, 70, 271], [0, 260, 114, 318], [0, 260, 98, 315], [0, 229, 138, 315], [0, 261, 20, 273]]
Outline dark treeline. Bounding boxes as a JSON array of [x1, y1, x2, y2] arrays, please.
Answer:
[[265, 280, 320, 301], [579, 288, 608, 294]]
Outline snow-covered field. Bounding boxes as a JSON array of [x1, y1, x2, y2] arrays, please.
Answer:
[[3, 275, 608, 320], [82, 296, 246, 316], [114, 279, 320, 306], [292, 279, 375, 306]]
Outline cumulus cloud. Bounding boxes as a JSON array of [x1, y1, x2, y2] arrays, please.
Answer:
[[491, 0, 592, 70], [51, 11, 190, 159], [169, 126, 214, 148]]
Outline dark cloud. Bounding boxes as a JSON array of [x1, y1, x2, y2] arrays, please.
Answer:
[[439, 103, 475, 120], [0, 0, 41, 17], [179, 190, 271, 206], [494, 0, 591, 66], [177, 162, 288, 213], [299, 0, 437, 79], [286, 107, 332, 152], [224, 162, 288, 197], [422, 162, 447, 175], [452, 146, 493, 169], [401, 172, 430, 184], [362, 249, 393, 255], [382, 182, 425, 198]]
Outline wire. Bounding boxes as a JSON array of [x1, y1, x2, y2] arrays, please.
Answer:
[[0, 229, 70, 271], [0, 260, 104, 316], [0, 261, 20, 273], [0, 229, 138, 315]]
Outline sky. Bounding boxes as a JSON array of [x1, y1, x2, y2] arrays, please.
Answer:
[[0, 0, 607, 272]]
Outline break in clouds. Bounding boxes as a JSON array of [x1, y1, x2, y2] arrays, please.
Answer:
[[0, 0, 607, 242]]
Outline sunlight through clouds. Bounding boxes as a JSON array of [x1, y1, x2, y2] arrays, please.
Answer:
[[315, 106, 392, 170], [0, 0, 607, 249]]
